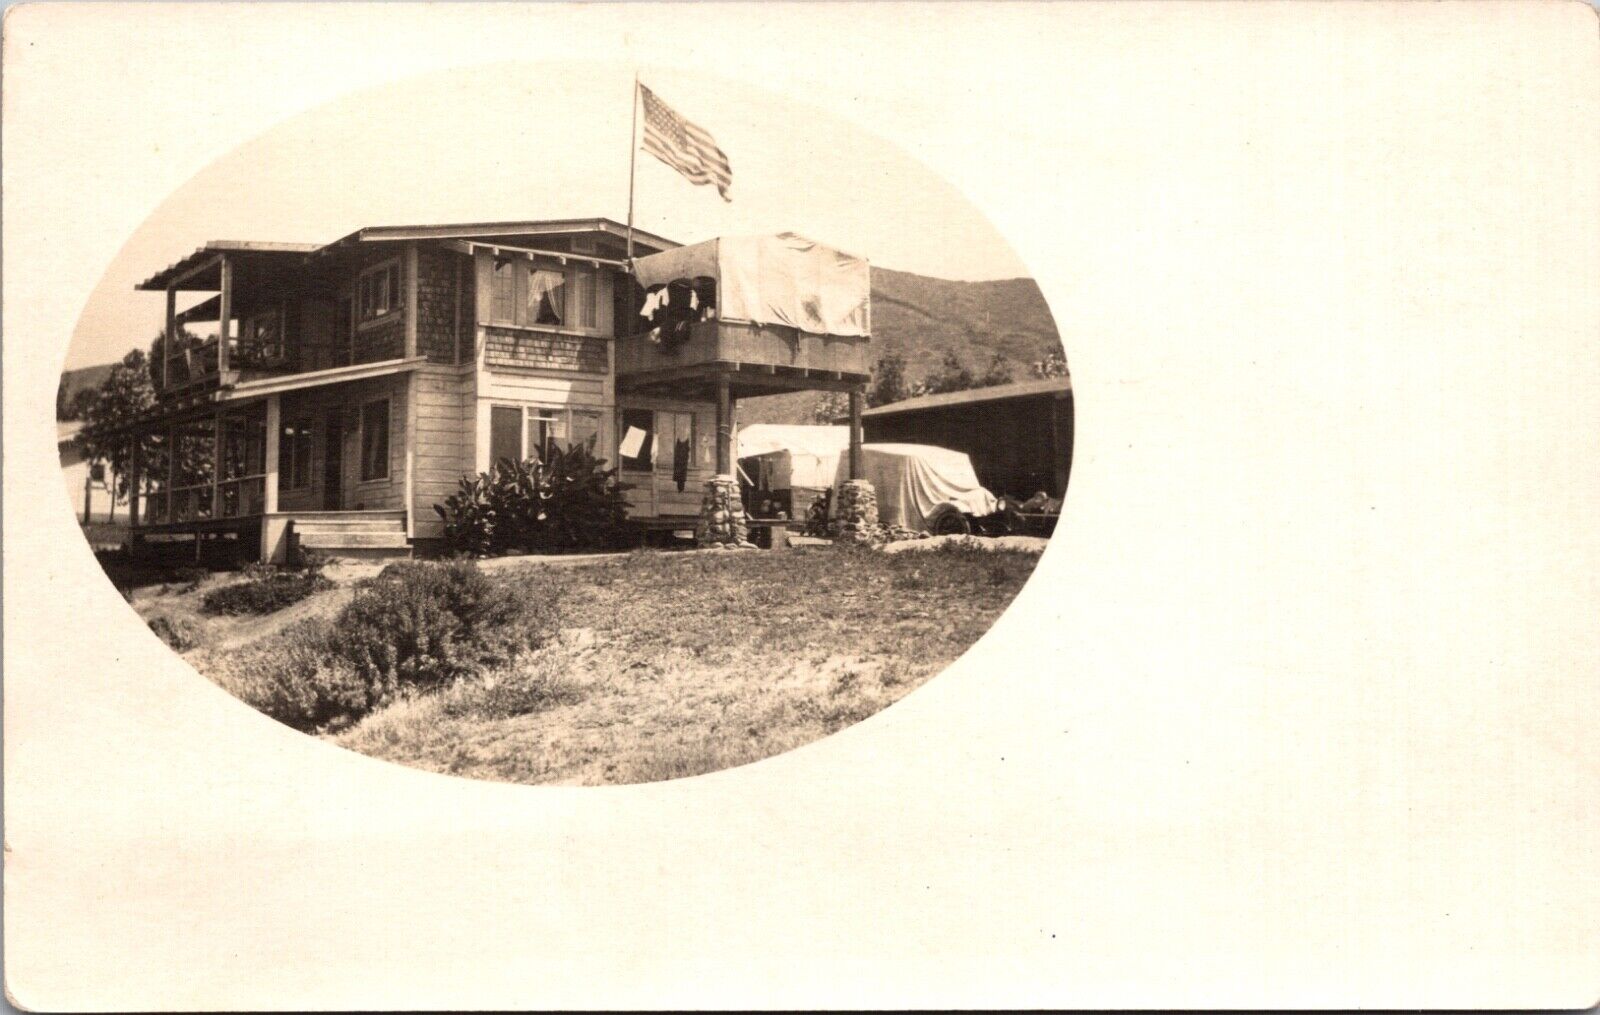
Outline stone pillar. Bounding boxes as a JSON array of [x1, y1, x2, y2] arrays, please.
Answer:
[[696, 474, 751, 548], [832, 478, 880, 544]]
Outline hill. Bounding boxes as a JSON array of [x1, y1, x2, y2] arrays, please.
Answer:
[[740, 267, 1063, 424], [57, 362, 116, 418]]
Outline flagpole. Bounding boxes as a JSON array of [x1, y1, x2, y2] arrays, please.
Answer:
[[625, 71, 640, 334], [626, 71, 639, 265]]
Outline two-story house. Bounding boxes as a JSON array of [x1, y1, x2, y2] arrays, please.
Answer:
[[101, 219, 873, 561]]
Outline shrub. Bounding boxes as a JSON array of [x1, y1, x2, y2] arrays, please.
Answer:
[[328, 560, 561, 691], [437, 656, 585, 721], [147, 613, 204, 651], [209, 618, 377, 732], [200, 564, 333, 616], [435, 444, 631, 556]]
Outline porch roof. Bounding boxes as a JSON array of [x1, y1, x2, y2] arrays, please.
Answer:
[[136, 241, 321, 291], [85, 356, 426, 438]]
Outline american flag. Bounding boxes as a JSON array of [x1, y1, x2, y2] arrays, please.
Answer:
[[640, 84, 732, 202]]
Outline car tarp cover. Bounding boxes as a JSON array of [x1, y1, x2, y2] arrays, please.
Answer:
[[833, 443, 999, 531], [631, 233, 871, 337], [736, 424, 848, 489]]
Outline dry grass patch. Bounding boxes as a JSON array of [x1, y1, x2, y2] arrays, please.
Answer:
[[334, 543, 1039, 785]]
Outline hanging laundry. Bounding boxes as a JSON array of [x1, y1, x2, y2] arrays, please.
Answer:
[[639, 287, 666, 318], [673, 438, 690, 491]]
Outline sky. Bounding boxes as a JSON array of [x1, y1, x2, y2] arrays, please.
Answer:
[[64, 62, 1031, 370]]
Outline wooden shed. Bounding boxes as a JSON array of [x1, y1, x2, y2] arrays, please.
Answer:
[[859, 376, 1073, 500]]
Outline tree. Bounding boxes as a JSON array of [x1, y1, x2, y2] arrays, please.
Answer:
[[867, 352, 915, 408], [71, 388, 98, 419], [810, 390, 849, 424], [921, 351, 977, 395], [979, 351, 1016, 388], [1031, 345, 1069, 379], [80, 348, 157, 500]]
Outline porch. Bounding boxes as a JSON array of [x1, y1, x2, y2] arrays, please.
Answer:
[[119, 360, 421, 563]]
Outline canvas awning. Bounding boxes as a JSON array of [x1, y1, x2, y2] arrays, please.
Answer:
[[632, 233, 871, 337]]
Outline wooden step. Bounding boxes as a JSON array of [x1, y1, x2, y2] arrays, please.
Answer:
[[292, 519, 407, 535], [296, 531, 411, 549]]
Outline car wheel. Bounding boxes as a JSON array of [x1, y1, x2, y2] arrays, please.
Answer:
[[927, 504, 971, 536]]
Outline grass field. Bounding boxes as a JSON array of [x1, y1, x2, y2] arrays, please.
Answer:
[[118, 542, 1041, 786]]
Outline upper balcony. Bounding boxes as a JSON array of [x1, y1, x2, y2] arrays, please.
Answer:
[[138, 240, 360, 399], [615, 233, 873, 399]]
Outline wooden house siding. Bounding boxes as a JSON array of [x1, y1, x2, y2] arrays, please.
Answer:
[[410, 365, 475, 539]]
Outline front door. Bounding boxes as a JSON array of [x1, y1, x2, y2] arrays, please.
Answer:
[[322, 415, 343, 510]]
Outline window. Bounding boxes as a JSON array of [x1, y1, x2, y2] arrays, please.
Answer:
[[572, 266, 598, 330], [526, 408, 564, 462], [360, 399, 390, 481], [279, 418, 313, 492], [527, 269, 566, 327], [618, 408, 655, 471], [244, 310, 282, 363], [492, 405, 607, 467], [570, 409, 601, 454], [358, 260, 402, 323], [487, 260, 600, 332]]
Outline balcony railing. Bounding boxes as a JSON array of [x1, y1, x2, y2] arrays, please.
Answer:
[[615, 319, 871, 379], [160, 336, 290, 393]]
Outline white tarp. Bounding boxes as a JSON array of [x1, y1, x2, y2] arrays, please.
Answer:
[[736, 425, 849, 490], [833, 443, 999, 531], [632, 233, 871, 337]]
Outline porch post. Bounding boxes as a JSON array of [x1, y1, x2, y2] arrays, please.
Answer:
[[211, 411, 224, 518], [261, 395, 282, 563], [128, 434, 142, 529], [848, 386, 865, 480], [714, 373, 732, 475], [163, 287, 175, 390], [217, 255, 232, 375], [263, 395, 280, 514], [404, 243, 419, 358]]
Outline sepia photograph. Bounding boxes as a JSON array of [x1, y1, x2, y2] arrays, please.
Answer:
[[55, 66, 1071, 785]]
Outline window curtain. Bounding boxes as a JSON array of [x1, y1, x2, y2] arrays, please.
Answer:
[[528, 269, 566, 326]]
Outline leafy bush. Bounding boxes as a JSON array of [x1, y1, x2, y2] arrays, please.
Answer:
[[200, 560, 333, 616], [328, 560, 561, 691], [147, 614, 204, 651], [209, 618, 376, 732], [435, 444, 631, 556]]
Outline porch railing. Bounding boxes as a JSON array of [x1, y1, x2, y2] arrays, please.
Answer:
[[140, 475, 266, 526]]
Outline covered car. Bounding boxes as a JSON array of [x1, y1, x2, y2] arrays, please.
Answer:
[[833, 443, 1000, 533], [736, 424, 848, 518]]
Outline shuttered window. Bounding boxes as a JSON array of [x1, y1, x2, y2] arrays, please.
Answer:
[[491, 260, 516, 324], [490, 405, 522, 468]]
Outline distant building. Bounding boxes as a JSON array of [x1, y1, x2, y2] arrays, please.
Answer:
[[59, 421, 123, 523], [861, 376, 1073, 499]]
